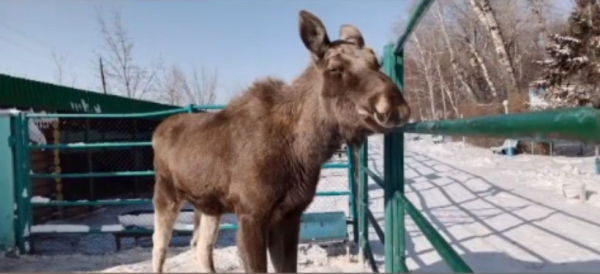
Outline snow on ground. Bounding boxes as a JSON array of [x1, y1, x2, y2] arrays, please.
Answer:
[[3, 135, 600, 272], [367, 136, 600, 273], [0, 152, 361, 273]]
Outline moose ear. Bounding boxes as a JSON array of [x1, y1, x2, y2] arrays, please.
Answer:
[[340, 24, 364, 48], [299, 10, 331, 59]]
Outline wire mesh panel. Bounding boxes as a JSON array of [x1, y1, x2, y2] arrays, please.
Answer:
[[25, 112, 176, 255]]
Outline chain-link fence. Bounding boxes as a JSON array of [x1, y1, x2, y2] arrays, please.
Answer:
[[19, 107, 354, 255]]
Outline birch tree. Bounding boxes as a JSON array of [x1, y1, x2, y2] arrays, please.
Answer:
[[468, 0, 518, 98]]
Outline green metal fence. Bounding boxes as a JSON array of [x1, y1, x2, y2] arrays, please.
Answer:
[[355, 0, 600, 273], [9, 0, 600, 270], [13, 105, 357, 255]]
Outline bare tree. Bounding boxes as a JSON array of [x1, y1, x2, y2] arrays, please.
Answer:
[[96, 9, 160, 99], [186, 67, 218, 106], [52, 51, 78, 87], [52, 52, 66, 85], [155, 64, 218, 106], [434, 1, 480, 103], [156, 65, 187, 106], [527, 0, 550, 50], [413, 34, 437, 119], [459, 15, 498, 98], [395, 0, 567, 124], [468, 0, 518, 98]]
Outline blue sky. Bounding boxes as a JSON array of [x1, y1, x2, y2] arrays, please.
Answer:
[[0, 0, 411, 104]]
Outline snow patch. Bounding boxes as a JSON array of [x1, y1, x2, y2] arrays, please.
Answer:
[[100, 225, 124, 232], [30, 196, 50, 203], [31, 225, 90, 233], [23, 222, 29, 237]]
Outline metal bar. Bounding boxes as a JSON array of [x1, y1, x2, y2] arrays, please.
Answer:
[[30, 170, 156, 179], [363, 241, 380, 273], [193, 105, 227, 110], [32, 199, 152, 207], [0, 116, 16, 253], [315, 191, 351, 196], [383, 43, 408, 273], [401, 194, 473, 273], [359, 141, 370, 260], [21, 115, 33, 254], [85, 118, 95, 212], [13, 115, 28, 254], [383, 44, 396, 273], [322, 163, 349, 169], [29, 141, 152, 150], [366, 207, 385, 244], [25, 108, 187, 119], [31, 162, 349, 179], [362, 166, 384, 189], [394, 0, 435, 53], [29, 223, 238, 235], [347, 145, 359, 244], [395, 47, 408, 273], [400, 106, 600, 144]]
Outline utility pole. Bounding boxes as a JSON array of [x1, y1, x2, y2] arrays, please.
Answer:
[[99, 57, 107, 94]]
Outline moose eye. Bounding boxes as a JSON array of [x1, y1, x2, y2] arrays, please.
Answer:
[[328, 67, 342, 74]]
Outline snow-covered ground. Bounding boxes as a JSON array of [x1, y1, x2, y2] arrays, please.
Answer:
[[367, 136, 600, 272], [3, 135, 600, 272]]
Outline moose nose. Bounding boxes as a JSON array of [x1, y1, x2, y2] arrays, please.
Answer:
[[373, 94, 411, 127]]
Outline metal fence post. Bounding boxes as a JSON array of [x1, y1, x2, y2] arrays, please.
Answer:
[[13, 113, 30, 254], [395, 48, 408, 273], [347, 145, 359, 244], [358, 141, 369, 264], [383, 44, 408, 273], [0, 115, 16, 254], [22, 114, 32, 254]]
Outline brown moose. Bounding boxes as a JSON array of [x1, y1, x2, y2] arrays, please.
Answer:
[[150, 10, 411, 273]]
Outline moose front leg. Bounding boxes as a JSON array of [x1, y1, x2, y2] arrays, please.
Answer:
[[190, 209, 201, 248], [237, 215, 268, 272]]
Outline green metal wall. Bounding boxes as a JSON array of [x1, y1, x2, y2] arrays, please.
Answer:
[[0, 116, 15, 253], [0, 74, 178, 114]]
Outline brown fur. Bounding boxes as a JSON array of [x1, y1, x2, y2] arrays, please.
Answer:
[[151, 10, 411, 273]]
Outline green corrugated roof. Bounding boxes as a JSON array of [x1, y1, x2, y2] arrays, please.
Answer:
[[0, 73, 178, 113]]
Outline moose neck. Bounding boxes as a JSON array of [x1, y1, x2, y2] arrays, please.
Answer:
[[288, 63, 343, 169]]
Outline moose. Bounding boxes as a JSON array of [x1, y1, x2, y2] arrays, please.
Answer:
[[150, 10, 411, 273]]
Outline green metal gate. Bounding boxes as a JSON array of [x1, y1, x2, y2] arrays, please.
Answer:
[[12, 105, 357, 254]]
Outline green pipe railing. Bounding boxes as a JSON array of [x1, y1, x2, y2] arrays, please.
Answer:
[[31, 199, 152, 207], [394, 0, 434, 53], [29, 141, 153, 150], [29, 163, 348, 179], [401, 106, 600, 144], [29, 223, 239, 235], [357, 0, 600, 272]]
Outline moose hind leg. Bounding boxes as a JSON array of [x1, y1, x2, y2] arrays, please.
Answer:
[[237, 215, 268, 272], [268, 228, 285, 272], [152, 192, 183, 273], [268, 215, 302, 273], [195, 213, 221, 273], [281, 215, 302, 272]]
